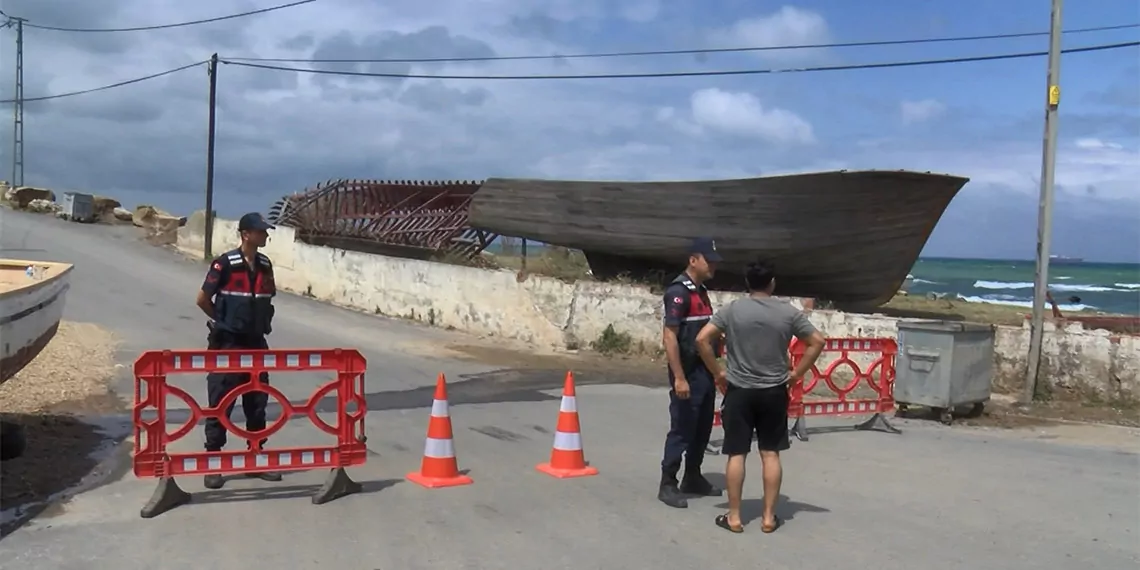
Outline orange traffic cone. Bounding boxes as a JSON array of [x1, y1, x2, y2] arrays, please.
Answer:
[[536, 372, 598, 479], [406, 374, 473, 488]]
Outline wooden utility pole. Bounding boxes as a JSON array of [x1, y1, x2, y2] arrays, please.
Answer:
[[204, 53, 219, 261], [1024, 0, 1064, 404]]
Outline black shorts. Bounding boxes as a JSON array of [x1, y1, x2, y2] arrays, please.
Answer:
[[721, 382, 791, 455]]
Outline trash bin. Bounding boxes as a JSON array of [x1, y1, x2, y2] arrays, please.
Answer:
[[895, 320, 996, 425]]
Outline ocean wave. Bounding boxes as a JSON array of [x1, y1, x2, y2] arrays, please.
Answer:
[[1052, 284, 1124, 293], [957, 295, 1095, 312], [911, 278, 941, 285], [973, 280, 1134, 293], [973, 280, 1033, 290]]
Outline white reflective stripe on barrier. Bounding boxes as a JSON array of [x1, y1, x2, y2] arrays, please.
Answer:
[[553, 430, 581, 451], [559, 395, 577, 413], [173, 352, 324, 370], [423, 436, 455, 459], [431, 399, 449, 417], [180, 449, 331, 472]]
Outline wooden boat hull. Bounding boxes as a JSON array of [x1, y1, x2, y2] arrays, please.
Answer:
[[0, 259, 73, 385], [468, 170, 969, 305]]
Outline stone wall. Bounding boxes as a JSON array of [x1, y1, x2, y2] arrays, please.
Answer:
[[176, 214, 1139, 403]]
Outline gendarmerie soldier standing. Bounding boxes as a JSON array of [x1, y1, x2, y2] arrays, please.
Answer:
[[195, 212, 282, 490], [658, 237, 725, 508]]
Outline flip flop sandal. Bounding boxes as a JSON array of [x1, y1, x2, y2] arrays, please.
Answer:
[[715, 514, 744, 534], [761, 516, 782, 534]]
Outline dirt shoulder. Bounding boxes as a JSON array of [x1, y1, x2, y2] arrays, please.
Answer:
[[0, 321, 125, 523]]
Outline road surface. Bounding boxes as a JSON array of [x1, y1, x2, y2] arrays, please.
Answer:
[[1, 209, 1137, 570]]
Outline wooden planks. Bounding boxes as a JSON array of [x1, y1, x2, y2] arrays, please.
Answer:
[[468, 170, 970, 304]]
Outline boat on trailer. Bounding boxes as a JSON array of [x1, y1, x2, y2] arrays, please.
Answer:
[[0, 259, 74, 460]]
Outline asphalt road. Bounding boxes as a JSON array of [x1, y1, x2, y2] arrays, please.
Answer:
[[1, 209, 1138, 570]]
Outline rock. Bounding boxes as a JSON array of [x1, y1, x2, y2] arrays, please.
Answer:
[[113, 207, 133, 222], [26, 198, 60, 214], [133, 205, 187, 246], [5, 186, 56, 209], [132, 205, 185, 228], [92, 196, 122, 221]]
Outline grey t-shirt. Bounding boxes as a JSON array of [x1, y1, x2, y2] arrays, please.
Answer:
[[709, 296, 818, 389]]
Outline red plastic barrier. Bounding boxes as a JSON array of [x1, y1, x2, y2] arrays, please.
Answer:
[[132, 348, 368, 518], [787, 337, 900, 441]]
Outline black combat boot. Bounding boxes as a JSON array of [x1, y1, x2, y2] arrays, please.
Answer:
[[658, 468, 688, 508], [204, 474, 224, 489], [680, 470, 723, 497], [245, 471, 282, 482]]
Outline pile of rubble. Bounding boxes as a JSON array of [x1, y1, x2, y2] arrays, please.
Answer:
[[0, 180, 187, 243]]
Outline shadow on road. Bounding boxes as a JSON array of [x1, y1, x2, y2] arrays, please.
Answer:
[[710, 492, 831, 526], [0, 410, 128, 539], [189, 477, 402, 505], [160, 364, 663, 426]]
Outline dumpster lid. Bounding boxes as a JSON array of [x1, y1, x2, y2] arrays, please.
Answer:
[[897, 319, 994, 333]]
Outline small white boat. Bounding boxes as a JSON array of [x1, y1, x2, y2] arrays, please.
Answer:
[[0, 259, 73, 384]]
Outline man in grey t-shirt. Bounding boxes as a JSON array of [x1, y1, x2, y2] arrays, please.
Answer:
[[696, 261, 825, 534]]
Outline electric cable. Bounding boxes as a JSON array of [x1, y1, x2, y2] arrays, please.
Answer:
[[0, 61, 208, 104], [3, 41, 1134, 105], [1, 0, 314, 33], [219, 41, 1139, 81], [222, 23, 1139, 64]]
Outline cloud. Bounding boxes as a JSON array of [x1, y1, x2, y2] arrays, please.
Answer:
[[712, 6, 831, 62], [0, 0, 1135, 263], [681, 88, 815, 144], [900, 99, 946, 125]]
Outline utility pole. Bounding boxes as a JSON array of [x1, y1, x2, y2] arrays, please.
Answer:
[[1024, 0, 1064, 405], [204, 53, 219, 261], [6, 16, 25, 187]]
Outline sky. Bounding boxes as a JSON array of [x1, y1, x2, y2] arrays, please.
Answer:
[[0, 0, 1138, 262]]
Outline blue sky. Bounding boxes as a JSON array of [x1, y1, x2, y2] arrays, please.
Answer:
[[1, 0, 1138, 261]]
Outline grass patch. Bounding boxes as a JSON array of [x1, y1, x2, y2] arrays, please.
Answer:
[[871, 294, 1033, 326], [590, 324, 633, 355], [485, 247, 592, 282]]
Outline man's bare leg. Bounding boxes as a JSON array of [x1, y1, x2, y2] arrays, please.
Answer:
[[759, 450, 783, 528], [724, 454, 747, 528]]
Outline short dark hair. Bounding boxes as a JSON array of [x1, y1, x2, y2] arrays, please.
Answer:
[[744, 261, 775, 291]]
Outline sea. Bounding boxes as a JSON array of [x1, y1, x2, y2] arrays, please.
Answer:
[[489, 241, 1140, 316], [907, 258, 1140, 316]]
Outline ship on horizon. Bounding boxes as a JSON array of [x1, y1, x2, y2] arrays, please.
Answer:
[[1050, 254, 1085, 265]]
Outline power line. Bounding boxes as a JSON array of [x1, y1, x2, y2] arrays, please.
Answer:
[[220, 40, 1139, 81], [222, 22, 1139, 64], [0, 61, 207, 104], [1, 0, 315, 33], [2, 41, 1130, 107]]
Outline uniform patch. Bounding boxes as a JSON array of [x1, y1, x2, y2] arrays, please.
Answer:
[[673, 296, 683, 304], [212, 262, 222, 271]]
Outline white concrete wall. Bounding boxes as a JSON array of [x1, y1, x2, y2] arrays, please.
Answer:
[[176, 213, 1139, 403]]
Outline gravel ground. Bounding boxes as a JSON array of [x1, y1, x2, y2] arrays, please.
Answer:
[[0, 321, 124, 515]]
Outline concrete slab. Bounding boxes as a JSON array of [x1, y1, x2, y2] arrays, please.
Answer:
[[1, 209, 1137, 570]]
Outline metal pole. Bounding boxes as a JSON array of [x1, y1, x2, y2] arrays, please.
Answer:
[[1023, 0, 1064, 405], [203, 53, 219, 261], [10, 17, 25, 187]]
